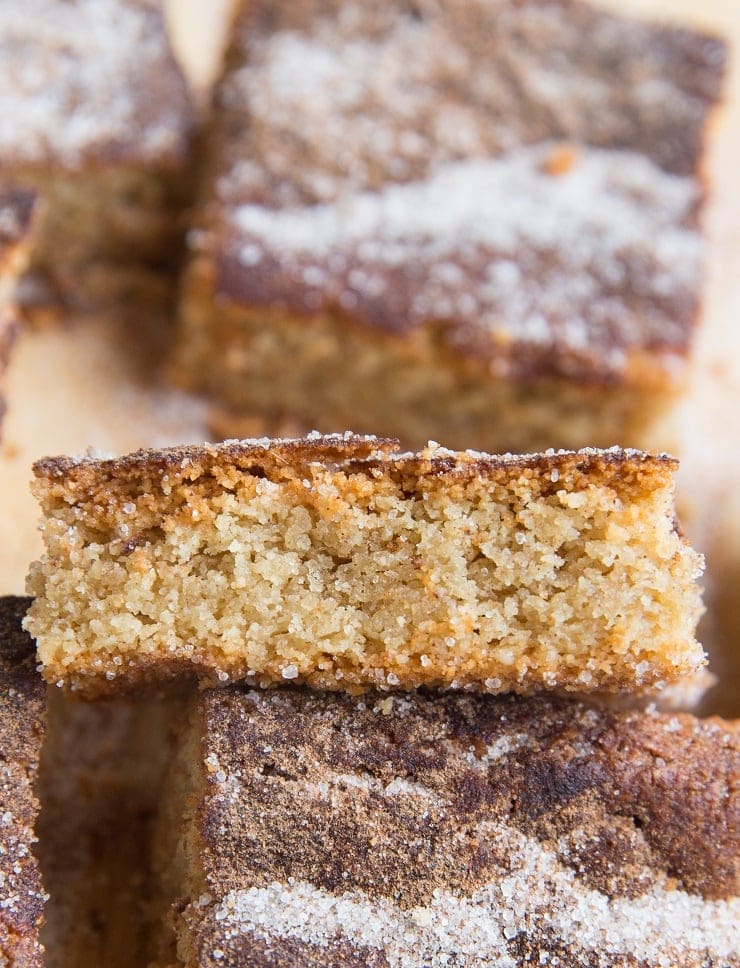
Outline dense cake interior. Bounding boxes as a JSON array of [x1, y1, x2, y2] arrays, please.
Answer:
[[25, 440, 704, 695]]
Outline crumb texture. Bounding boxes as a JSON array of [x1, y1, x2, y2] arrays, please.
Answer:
[[0, 0, 192, 169], [25, 437, 704, 696], [172, 688, 740, 967], [0, 597, 46, 966]]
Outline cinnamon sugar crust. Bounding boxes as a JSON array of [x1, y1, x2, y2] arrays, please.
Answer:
[[0, 1, 192, 172], [175, 0, 726, 450], [30, 432, 673, 487], [211, 0, 725, 201], [210, 145, 703, 385], [0, 597, 46, 966], [159, 688, 739, 967], [0, 1, 195, 315], [25, 435, 704, 697]]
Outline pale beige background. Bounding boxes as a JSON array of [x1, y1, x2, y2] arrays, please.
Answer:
[[0, 0, 737, 713]]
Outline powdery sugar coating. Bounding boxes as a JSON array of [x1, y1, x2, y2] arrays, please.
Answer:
[[223, 146, 701, 379], [214, 0, 726, 204], [0, 0, 192, 169], [212, 863, 740, 967]]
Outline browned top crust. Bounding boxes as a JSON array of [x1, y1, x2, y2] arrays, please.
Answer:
[[191, 0, 726, 385], [0, 596, 46, 966], [31, 434, 677, 495], [184, 688, 739, 967], [0, 0, 194, 171]]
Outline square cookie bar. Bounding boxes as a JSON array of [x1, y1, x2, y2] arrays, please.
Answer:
[[0, 597, 46, 966], [150, 687, 739, 967], [174, 0, 726, 452], [25, 434, 704, 697], [0, 0, 195, 314]]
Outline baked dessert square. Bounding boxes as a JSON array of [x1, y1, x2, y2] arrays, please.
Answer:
[[0, 596, 46, 966], [150, 687, 740, 967], [0, 0, 195, 315], [174, 0, 726, 453], [25, 433, 705, 697]]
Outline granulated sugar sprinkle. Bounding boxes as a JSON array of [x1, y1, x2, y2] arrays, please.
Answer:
[[228, 145, 699, 368], [209, 831, 739, 966]]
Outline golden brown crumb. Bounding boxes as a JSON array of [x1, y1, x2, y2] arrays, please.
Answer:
[[25, 435, 704, 698]]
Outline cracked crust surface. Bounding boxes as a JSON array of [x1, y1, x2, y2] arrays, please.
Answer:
[[30, 433, 676, 486], [163, 688, 739, 967], [25, 435, 703, 697], [0, 597, 46, 966]]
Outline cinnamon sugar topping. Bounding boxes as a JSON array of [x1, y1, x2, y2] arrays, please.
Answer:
[[0, 0, 192, 169]]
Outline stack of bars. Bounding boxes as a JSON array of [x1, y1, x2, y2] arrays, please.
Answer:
[[0, 0, 737, 967], [0, 433, 735, 966]]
